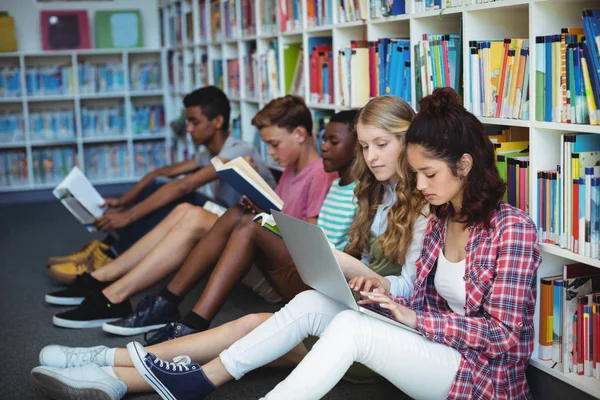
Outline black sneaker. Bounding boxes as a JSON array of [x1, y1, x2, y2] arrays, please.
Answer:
[[144, 321, 199, 346], [53, 291, 132, 329], [102, 294, 180, 336], [45, 273, 113, 306]]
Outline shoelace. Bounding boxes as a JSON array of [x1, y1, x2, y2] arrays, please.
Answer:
[[153, 354, 193, 372], [144, 322, 175, 345], [65, 347, 105, 368]]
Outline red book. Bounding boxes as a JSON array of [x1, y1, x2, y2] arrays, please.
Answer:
[[495, 38, 511, 118], [368, 41, 377, 98]]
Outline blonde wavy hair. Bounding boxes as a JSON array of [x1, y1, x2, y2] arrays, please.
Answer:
[[346, 96, 428, 265]]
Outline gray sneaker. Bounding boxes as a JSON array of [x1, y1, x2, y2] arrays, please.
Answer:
[[31, 364, 127, 400], [39, 344, 111, 368]]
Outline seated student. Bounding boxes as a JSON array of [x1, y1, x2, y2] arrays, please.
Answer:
[[49, 95, 338, 330], [31, 95, 431, 399], [47, 86, 276, 284]]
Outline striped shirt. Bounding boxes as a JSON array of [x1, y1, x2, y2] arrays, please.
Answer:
[[317, 178, 357, 251]]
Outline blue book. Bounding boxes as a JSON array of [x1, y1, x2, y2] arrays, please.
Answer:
[[211, 156, 283, 212], [545, 36, 553, 122], [391, 0, 406, 15]]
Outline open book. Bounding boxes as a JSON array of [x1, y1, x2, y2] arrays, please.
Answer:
[[211, 156, 283, 212], [53, 166, 105, 232]]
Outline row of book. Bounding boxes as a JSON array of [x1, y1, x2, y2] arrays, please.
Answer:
[[417, 34, 462, 104], [0, 66, 21, 97], [260, 0, 278, 35], [26, 65, 74, 96], [133, 142, 168, 177], [309, 37, 333, 104], [240, 0, 256, 36], [78, 62, 126, 94], [339, 0, 368, 23], [131, 104, 166, 134], [254, 42, 280, 101], [537, 134, 600, 258], [313, 110, 333, 156], [413, 0, 461, 12], [469, 38, 529, 120], [488, 126, 530, 214], [84, 143, 130, 180], [283, 43, 304, 97], [278, 0, 302, 32], [539, 263, 600, 379], [32, 147, 76, 185], [369, 0, 405, 19], [222, 0, 239, 39], [81, 106, 126, 137], [227, 58, 240, 98], [535, 14, 599, 125], [0, 113, 25, 143], [0, 150, 28, 187], [231, 105, 241, 140], [129, 62, 162, 92], [29, 110, 75, 141]]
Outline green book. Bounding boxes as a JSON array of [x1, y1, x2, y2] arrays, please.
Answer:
[[253, 212, 282, 238]]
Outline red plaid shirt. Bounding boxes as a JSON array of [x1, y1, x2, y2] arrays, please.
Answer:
[[394, 202, 541, 399]]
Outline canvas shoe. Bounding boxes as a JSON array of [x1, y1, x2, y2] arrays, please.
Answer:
[[39, 344, 111, 368], [102, 294, 180, 336], [49, 247, 113, 284], [127, 341, 215, 400], [143, 321, 199, 346], [45, 273, 113, 306], [31, 364, 127, 400], [47, 240, 108, 266], [53, 291, 132, 329]]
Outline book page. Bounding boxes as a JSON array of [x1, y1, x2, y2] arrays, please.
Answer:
[[54, 166, 105, 218]]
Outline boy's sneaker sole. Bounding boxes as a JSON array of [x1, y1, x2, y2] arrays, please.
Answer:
[[53, 316, 121, 329], [102, 322, 168, 336], [45, 294, 84, 306], [31, 367, 120, 400], [127, 342, 176, 400]]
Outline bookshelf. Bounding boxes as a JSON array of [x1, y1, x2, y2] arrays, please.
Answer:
[[159, 0, 600, 396], [0, 48, 171, 192]]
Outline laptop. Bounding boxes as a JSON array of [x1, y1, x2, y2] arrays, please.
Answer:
[[271, 210, 420, 335]]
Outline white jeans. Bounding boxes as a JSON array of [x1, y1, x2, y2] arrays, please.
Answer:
[[219, 290, 462, 400]]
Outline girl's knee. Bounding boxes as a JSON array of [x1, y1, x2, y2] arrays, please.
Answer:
[[172, 203, 193, 218], [288, 290, 337, 311], [325, 310, 364, 335], [235, 313, 272, 336]]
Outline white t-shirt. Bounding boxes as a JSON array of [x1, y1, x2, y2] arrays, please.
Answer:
[[434, 251, 466, 315]]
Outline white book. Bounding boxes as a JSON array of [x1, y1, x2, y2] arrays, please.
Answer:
[[53, 166, 105, 229]]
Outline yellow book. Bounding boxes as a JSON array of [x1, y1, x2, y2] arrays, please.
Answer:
[[489, 41, 505, 116], [581, 57, 599, 125], [350, 48, 369, 108], [552, 37, 562, 123]]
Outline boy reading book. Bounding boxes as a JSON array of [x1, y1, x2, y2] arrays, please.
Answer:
[[48, 96, 337, 332], [47, 86, 276, 284]]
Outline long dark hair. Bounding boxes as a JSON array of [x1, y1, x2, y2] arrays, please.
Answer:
[[405, 87, 506, 228]]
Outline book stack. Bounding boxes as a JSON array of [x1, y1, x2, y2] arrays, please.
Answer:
[[211, 0, 222, 41], [539, 264, 600, 379], [468, 38, 529, 119], [132, 104, 165, 135], [309, 37, 333, 105], [0, 65, 21, 97], [253, 41, 279, 101], [133, 142, 167, 177], [240, 0, 256, 36], [280, 0, 303, 31], [169, 2, 182, 46], [82, 105, 126, 137], [260, 0, 278, 35], [29, 110, 76, 141], [305, 0, 328, 28], [84, 143, 130, 180], [26, 65, 74, 96], [414, 0, 461, 12], [369, 0, 406, 19], [338, 0, 367, 23], [536, 134, 600, 256], [129, 61, 161, 91], [535, 10, 600, 126], [0, 150, 28, 187], [283, 43, 303, 97], [0, 112, 24, 143], [32, 147, 76, 185], [78, 62, 125, 93], [223, 0, 239, 39], [227, 58, 240, 98]]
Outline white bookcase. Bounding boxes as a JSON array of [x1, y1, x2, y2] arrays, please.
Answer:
[[161, 0, 600, 397], [0, 48, 172, 192]]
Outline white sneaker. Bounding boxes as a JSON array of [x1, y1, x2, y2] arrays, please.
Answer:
[[39, 345, 110, 368], [31, 364, 127, 400]]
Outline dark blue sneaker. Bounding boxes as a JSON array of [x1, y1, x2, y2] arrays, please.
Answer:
[[126, 341, 215, 400], [102, 294, 179, 336], [143, 321, 199, 346]]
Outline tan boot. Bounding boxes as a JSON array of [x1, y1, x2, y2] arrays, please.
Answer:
[[48, 247, 114, 284], [47, 240, 109, 267]]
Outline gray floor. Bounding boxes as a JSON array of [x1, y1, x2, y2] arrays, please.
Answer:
[[0, 201, 403, 400], [0, 201, 595, 400]]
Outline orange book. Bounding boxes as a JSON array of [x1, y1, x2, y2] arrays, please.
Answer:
[[539, 276, 560, 360], [560, 28, 584, 123]]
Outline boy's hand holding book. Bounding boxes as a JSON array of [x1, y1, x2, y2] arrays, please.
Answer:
[[96, 210, 134, 231]]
